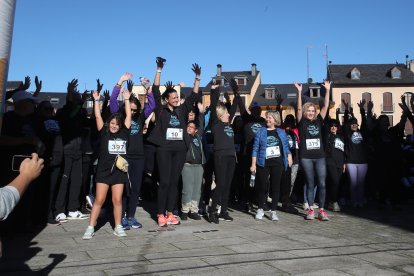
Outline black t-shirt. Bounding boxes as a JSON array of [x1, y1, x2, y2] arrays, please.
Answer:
[[127, 114, 146, 159], [97, 126, 130, 172], [265, 129, 283, 166], [285, 128, 299, 164], [213, 121, 235, 157], [186, 134, 203, 164], [345, 130, 368, 164], [325, 133, 345, 168], [243, 119, 266, 156], [298, 114, 325, 159]]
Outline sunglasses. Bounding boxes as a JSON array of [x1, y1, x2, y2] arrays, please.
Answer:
[[131, 109, 138, 113]]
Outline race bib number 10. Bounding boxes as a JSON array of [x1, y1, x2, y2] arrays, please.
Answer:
[[166, 128, 183, 140], [306, 138, 320, 150], [108, 140, 127, 154]]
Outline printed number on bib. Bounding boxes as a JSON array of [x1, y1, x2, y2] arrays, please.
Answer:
[[334, 139, 344, 151], [166, 128, 183, 140], [266, 146, 280, 159], [108, 140, 127, 154], [306, 138, 320, 150]]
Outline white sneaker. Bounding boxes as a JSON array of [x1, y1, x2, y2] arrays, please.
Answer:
[[255, 208, 264, 220], [113, 224, 127, 237], [68, 211, 89, 220], [56, 213, 68, 223], [270, 211, 279, 221], [312, 203, 319, 209], [82, 226, 95, 240], [303, 202, 310, 210]]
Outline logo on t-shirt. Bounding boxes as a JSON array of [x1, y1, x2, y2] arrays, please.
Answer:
[[351, 132, 363, 144], [192, 137, 200, 147], [224, 125, 234, 137], [130, 120, 140, 135], [307, 125, 320, 136], [169, 115, 180, 127], [250, 123, 262, 134], [267, 135, 279, 147]]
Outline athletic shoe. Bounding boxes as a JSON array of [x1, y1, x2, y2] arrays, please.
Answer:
[[270, 211, 279, 221], [208, 212, 219, 224], [305, 209, 315, 220], [68, 211, 89, 220], [255, 208, 264, 220], [303, 202, 310, 211], [121, 216, 130, 230], [166, 213, 180, 225], [47, 218, 61, 226], [55, 213, 68, 223], [218, 212, 233, 222], [318, 209, 329, 221], [113, 224, 127, 237], [328, 202, 341, 212], [129, 217, 142, 229], [188, 212, 201, 220], [181, 213, 188, 221], [86, 194, 95, 208], [312, 203, 319, 209], [158, 214, 167, 227], [82, 226, 95, 240]]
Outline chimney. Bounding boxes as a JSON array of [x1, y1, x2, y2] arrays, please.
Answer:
[[251, 63, 257, 76], [217, 64, 222, 76], [406, 55, 409, 69]]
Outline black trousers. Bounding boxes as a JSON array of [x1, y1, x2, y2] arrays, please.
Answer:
[[326, 164, 343, 203], [156, 148, 186, 214], [123, 158, 145, 217], [55, 155, 83, 214], [211, 155, 236, 214], [256, 163, 284, 211]]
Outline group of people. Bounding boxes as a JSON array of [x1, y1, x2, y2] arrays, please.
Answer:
[[1, 58, 413, 241]]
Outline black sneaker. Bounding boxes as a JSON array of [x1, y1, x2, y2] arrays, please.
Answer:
[[208, 212, 219, 224], [188, 212, 201, 220], [218, 212, 233, 222], [181, 213, 188, 220]]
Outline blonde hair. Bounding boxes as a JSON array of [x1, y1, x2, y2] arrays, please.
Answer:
[[302, 102, 317, 117], [216, 103, 227, 120], [265, 111, 281, 127]]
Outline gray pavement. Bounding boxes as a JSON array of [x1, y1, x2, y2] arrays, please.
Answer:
[[1, 202, 414, 275]]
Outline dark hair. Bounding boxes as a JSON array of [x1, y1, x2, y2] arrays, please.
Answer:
[[162, 88, 178, 100], [187, 119, 199, 129], [328, 119, 340, 127], [129, 94, 141, 112], [284, 114, 296, 127], [106, 112, 124, 132]]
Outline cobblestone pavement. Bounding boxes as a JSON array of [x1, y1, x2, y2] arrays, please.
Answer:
[[1, 202, 414, 275]]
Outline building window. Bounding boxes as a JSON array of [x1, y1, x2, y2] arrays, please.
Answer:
[[382, 92, 393, 113], [309, 87, 320, 98], [391, 67, 401, 79], [236, 78, 246, 86], [404, 92, 413, 112], [340, 93, 351, 112], [362, 92, 371, 110], [50, 98, 60, 104], [351, 68, 361, 80], [264, 88, 275, 100]]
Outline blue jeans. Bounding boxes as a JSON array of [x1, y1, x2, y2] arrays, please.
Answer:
[[300, 158, 327, 209]]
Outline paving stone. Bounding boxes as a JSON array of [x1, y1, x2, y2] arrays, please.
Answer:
[[338, 263, 407, 276], [202, 251, 296, 266], [293, 268, 351, 276], [173, 237, 248, 250], [351, 251, 414, 266], [144, 246, 235, 263]]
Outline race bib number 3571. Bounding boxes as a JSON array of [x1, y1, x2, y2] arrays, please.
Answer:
[[166, 128, 183, 140], [108, 140, 127, 154]]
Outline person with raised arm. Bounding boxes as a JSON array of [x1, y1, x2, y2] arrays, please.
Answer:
[[294, 80, 331, 221], [82, 88, 132, 239], [147, 58, 201, 227]]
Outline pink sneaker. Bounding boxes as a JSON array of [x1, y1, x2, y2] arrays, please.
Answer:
[[166, 213, 180, 225], [318, 209, 329, 221], [157, 214, 167, 227], [305, 209, 315, 220]]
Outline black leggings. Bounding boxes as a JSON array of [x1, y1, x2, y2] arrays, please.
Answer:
[[326, 164, 343, 203], [256, 163, 284, 211], [123, 158, 145, 217], [211, 155, 236, 214], [156, 148, 186, 214]]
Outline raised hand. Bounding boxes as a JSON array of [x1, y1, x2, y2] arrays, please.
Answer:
[[197, 102, 204, 113], [103, 89, 110, 101], [156, 57, 166, 69], [96, 79, 103, 93], [321, 80, 332, 91], [229, 79, 239, 96], [34, 76, 42, 94], [293, 81, 302, 93], [119, 72, 133, 84], [127, 80, 134, 92], [92, 90, 100, 101], [367, 100, 373, 112], [165, 81, 174, 91], [192, 63, 201, 76], [276, 93, 283, 106], [67, 79, 78, 94], [401, 95, 408, 107], [357, 99, 366, 110], [399, 103, 410, 113]]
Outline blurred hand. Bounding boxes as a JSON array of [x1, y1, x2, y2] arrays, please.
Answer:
[[34, 76, 42, 95], [127, 80, 134, 92], [156, 57, 166, 69], [192, 63, 201, 76], [20, 153, 44, 181], [96, 79, 103, 93], [103, 89, 110, 101], [293, 81, 302, 93]]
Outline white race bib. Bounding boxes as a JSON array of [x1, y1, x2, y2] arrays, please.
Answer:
[[108, 140, 127, 154], [166, 128, 183, 140], [306, 138, 320, 150], [266, 146, 280, 159], [334, 139, 344, 151]]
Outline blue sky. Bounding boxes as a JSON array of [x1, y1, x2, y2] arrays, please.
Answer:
[[7, 0, 413, 92]]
